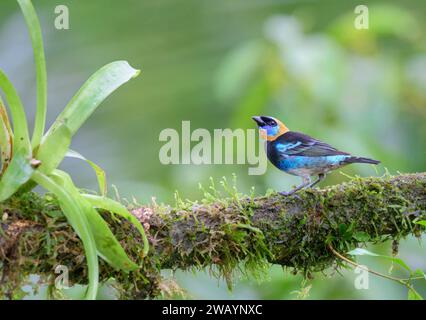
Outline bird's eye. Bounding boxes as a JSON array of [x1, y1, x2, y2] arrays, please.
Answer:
[[269, 120, 277, 126]]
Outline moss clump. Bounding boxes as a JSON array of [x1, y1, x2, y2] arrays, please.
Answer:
[[0, 191, 272, 298], [1, 173, 425, 299], [149, 200, 273, 288], [251, 174, 426, 275], [0, 192, 161, 299]]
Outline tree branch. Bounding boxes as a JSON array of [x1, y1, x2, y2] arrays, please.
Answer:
[[1, 173, 425, 299]]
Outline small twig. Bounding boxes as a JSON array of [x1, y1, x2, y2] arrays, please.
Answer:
[[327, 243, 423, 284]]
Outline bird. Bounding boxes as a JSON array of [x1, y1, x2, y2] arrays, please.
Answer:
[[252, 115, 380, 196]]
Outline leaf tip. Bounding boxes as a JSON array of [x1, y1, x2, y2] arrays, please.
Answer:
[[132, 68, 141, 78]]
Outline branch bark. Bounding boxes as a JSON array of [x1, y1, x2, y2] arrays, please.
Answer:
[[1, 173, 425, 299]]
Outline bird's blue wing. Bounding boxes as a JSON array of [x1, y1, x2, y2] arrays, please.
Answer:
[[274, 132, 349, 157], [275, 141, 302, 153]]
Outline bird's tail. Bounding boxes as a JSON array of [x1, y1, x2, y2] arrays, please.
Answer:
[[344, 156, 380, 165]]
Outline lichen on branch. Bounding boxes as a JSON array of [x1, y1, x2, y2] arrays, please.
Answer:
[[1, 173, 425, 299]]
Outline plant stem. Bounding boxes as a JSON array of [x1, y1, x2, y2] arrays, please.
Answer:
[[327, 243, 423, 284]]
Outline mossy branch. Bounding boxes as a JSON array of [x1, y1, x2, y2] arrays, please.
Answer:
[[1, 173, 425, 299]]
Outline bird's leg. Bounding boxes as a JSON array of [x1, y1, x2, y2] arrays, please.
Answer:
[[280, 176, 311, 196], [307, 173, 326, 189]]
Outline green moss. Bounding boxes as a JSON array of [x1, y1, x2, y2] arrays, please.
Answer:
[[251, 174, 426, 275], [1, 173, 425, 299]]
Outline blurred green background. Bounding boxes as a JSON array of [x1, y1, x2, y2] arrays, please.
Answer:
[[1, 0, 425, 299]]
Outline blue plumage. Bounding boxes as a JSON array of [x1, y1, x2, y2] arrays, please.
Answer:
[[252, 115, 380, 195], [277, 155, 351, 174]]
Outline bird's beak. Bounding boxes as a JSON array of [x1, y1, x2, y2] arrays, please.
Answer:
[[252, 116, 265, 127]]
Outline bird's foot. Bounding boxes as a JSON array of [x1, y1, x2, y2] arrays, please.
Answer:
[[279, 189, 300, 197], [279, 176, 316, 197]]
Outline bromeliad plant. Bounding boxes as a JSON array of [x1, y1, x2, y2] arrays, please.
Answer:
[[0, 0, 149, 299]]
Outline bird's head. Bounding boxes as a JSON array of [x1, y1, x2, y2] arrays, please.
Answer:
[[252, 116, 289, 141]]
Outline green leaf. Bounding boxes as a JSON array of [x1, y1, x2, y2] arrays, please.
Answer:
[[36, 123, 71, 174], [32, 171, 99, 300], [17, 0, 47, 149], [415, 220, 426, 227], [45, 61, 140, 136], [66, 150, 107, 196], [352, 231, 370, 242], [408, 287, 423, 300], [348, 248, 411, 272], [338, 223, 354, 240], [0, 147, 34, 201], [0, 69, 33, 200], [35, 61, 139, 176], [347, 248, 379, 256], [52, 170, 138, 272], [0, 96, 13, 173], [82, 194, 149, 257], [413, 269, 426, 280], [0, 69, 31, 148]]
